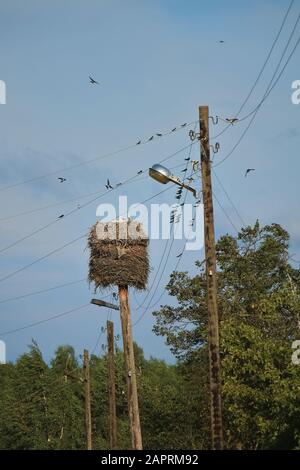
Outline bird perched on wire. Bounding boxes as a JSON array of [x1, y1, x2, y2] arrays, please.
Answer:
[[89, 76, 99, 84], [105, 179, 113, 189], [226, 118, 239, 125], [191, 160, 199, 171], [181, 123, 187, 127], [219, 40, 225, 44], [58, 214, 64, 219], [171, 127, 177, 132], [245, 168, 255, 178], [156, 133, 162, 137], [176, 252, 183, 258], [136, 140, 141, 145], [148, 136, 154, 141], [58, 177, 66, 183], [137, 170, 143, 175]]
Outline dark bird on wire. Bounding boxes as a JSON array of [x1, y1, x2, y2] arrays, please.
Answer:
[[171, 127, 177, 132], [58, 214, 64, 219], [148, 136, 154, 141], [245, 168, 255, 178], [89, 76, 99, 84], [156, 133, 162, 137], [137, 170, 143, 175], [105, 179, 113, 189], [176, 253, 183, 258], [226, 117, 239, 125], [58, 177, 66, 183], [136, 140, 141, 145], [219, 40, 225, 43], [181, 123, 187, 127], [184, 157, 190, 161]]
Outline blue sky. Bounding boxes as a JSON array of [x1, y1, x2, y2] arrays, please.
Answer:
[[0, 0, 299, 363]]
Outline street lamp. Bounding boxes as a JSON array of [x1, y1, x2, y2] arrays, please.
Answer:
[[149, 164, 197, 198]]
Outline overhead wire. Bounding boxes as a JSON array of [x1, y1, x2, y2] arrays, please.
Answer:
[[210, 0, 295, 140], [0, 119, 198, 193]]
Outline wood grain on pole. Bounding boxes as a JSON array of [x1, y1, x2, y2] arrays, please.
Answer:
[[83, 349, 92, 450], [199, 106, 223, 450], [118, 285, 143, 450], [107, 320, 117, 449]]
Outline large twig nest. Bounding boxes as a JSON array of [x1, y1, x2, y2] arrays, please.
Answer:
[[88, 219, 149, 290]]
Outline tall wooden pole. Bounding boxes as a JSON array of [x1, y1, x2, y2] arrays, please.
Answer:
[[107, 320, 117, 449], [83, 349, 92, 450], [199, 106, 223, 450], [118, 285, 143, 450]]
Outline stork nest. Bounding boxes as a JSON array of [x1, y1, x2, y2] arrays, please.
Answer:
[[88, 220, 149, 291]]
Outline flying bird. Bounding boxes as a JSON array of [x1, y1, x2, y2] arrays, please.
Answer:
[[89, 76, 99, 84], [105, 179, 113, 189], [58, 214, 64, 219], [58, 177, 66, 183], [244, 168, 255, 178]]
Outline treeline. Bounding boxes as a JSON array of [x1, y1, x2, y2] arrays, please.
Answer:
[[0, 342, 206, 450], [1, 222, 300, 450]]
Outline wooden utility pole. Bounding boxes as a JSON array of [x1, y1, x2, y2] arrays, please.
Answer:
[[83, 349, 92, 450], [118, 285, 143, 450], [107, 320, 117, 449], [199, 105, 223, 450]]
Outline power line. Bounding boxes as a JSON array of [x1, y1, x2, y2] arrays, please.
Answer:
[[213, 191, 239, 233], [0, 142, 195, 255], [134, 136, 196, 311], [133, 167, 197, 325], [0, 119, 197, 193], [0, 161, 186, 223], [213, 28, 300, 168], [0, 278, 86, 305], [0, 303, 90, 337], [212, 169, 246, 227], [210, 0, 295, 140], [238, 13, 300, 123], [0, 167, 189, 284]]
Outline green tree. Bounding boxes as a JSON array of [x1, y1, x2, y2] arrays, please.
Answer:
[[153, 222, 300, 449]]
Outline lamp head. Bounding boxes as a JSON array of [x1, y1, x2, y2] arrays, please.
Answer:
[[149, 164, 171, 184]]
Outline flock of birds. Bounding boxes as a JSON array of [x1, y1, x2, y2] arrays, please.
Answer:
[[55, 70, 256, 219]]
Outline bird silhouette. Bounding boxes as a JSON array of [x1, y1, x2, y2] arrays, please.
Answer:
[[245, 168, 255, 178], [176, 253, 183, 258], [137, 170, 143, 175], [184, 157, 190, 161], [181, 123, 187, 127], [148, 136, 154, 141], [58, 214, 64, 219], [58, 177, 66, 183], [171, 127, 177, 132], [219, 40, 225, 43], [226, 118, 239, 125], [105, 179, 113, 189], [89, 76, 99, 84], [136, 140, 141, 145], [156, 133, 162, 137]]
